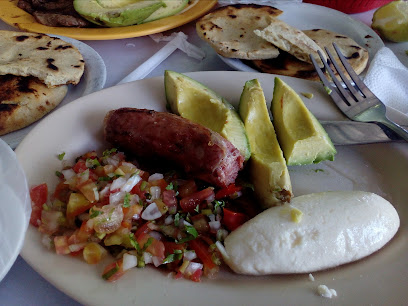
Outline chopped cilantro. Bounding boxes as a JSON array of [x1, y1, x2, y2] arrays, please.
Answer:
[[129, 233, 141, 252], [89, 208, 102, 219], [140, 181, 147, 191], [162, 249, 183, 264], [213, 200, 225, 211], [324, 86, 333, 95], [102, 148, 117, 157], [57, 152, 65, 160], [174, 213, 180, 226], [194, 204, 200, 213], [123, 193, 131, 208], [102, 263, 119, 280], [55, 171, 63, 178], [185, 225, 198, 238]]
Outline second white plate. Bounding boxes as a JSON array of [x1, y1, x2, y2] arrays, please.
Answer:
[[219, 2, 384, 74], [1, 35, 106, 149]]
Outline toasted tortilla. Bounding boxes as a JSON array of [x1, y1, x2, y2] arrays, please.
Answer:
[[254, 18, 326, 66], [0, 31, 84, 87], [249, 29, 369, 81], [196, 4, 283, 60], [0, 75, 68, 135]]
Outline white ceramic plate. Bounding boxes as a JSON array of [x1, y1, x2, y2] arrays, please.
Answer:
[[0, 139, 30, 282], [16, 72, 408, 305], [1, 35, 106, 149], [219, 2, 384, 74]]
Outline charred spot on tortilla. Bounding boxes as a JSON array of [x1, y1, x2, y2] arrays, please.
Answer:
[[46, 59, 58, 71], [16, 35, 29, 42]]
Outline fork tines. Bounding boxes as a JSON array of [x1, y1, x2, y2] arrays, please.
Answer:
[[310, 43, 375, 109]]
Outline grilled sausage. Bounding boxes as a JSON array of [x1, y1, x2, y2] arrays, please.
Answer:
[[104, 108, 244, 187]]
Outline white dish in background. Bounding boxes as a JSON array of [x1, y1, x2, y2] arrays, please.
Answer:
[[16, 72, 408, 305], [0, 139, 30, 282], [1, 35, 106, 149], [219, 2, 384, 74]]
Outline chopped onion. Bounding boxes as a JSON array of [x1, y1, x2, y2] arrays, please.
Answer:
[[110, 176, 127, 191], [148, 173, 164, 182], [68, 242, 87, 253], [148, 230, 162, 241], [41, 235, 52, 250], [141, 203, 162, 220], [99, 185, 111, 199], [209, 220, 221, 231], [122, 253, 138, 271], [152, 256, 163, 267], [144, 252, 153, 264], [61, 169, 75, 180], [109, 191, 125, 206], [121, 174, 141, 193], [93, 187, 100, 202], [215, 241, 229, 261], [183, 250, 197, 261], [208, 214, 216, 222], [216, 228, 229, 242], [164, 215, 174, 225], [205, 193, 215, 202], [184, 262, 203, 276], [149, 186, 161, 200], [182, 220, 192, 227]]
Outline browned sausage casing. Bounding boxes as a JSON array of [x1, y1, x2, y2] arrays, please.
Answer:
[[104, 108, 244, 187]]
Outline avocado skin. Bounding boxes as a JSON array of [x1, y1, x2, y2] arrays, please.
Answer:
[[73, 0, 165, 27], [143, 0, 189, 23], [239, 79, 292, 208], [271, 77, 337, 166], [164, 70, 251, 161]]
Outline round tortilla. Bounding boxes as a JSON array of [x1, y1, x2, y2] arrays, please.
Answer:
[[196, 4, 283, 60], [0, 30, 84, 87], [250, 29, 369, 81], [0, 75, 68, 135]]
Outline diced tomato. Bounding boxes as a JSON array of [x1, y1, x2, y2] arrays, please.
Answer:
[[190, 214, 210, 233], [150, 179, 168, 191], [77, 179, 98, 203], [102, 259, 125, 282], [66, 193, 93, 219], [122, 204, 143, 229], [189, 268, 203, 282], [134, 222, 151, 238], [68, 223, 93, 245], [178, 180, 197, 198], [72, 160, 88, 174], [222, 207, 248, 231], [188, 238, 216, 270], [215, 183, 242, 200], [162, 190, 177, 213], [52, 181, 71, 203], [130, 180, 147, 200], [180, 187, 214, 213], [29, 183, 48, 226], [54, 236, 71, 255], [137, 233, 165, 260]]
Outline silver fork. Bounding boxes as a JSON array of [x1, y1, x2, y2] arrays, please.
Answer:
[[310, 43, 408, 142]]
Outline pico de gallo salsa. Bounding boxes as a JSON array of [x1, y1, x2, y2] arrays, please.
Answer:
[[30, 148, 258, 282]]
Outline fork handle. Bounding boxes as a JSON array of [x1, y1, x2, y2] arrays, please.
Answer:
[[379, 118, 408, 143]]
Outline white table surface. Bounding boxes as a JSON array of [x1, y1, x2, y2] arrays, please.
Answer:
[[0, 6, 406, 306]]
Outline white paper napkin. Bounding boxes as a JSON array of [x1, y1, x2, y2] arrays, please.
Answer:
[[364, 47, 408, 116], [117, 32, 205, 85]]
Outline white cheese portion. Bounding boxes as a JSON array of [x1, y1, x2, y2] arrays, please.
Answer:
[[223, 191, 400, 275]]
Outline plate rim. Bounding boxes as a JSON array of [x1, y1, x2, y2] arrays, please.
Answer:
[[0, 0, 217, 40]]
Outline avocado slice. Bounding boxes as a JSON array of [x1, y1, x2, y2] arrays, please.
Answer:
[[143, 0, 189, 23], [164, 70, 251, 161], [271, 77, 337, 166], [73, 0, 165, 27], [239, 79, 292, 208]]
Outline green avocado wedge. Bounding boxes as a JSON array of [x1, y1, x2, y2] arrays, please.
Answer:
[[271, 77, 337, 166], [164, 70, 251, 161], [143, 0, 188, 23], [73, 0, 165, 27], [239, 79, 292, 208]]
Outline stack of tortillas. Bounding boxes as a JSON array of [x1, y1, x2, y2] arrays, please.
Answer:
[[196, 4, 369, 81], [0, 30, 85, 136]]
